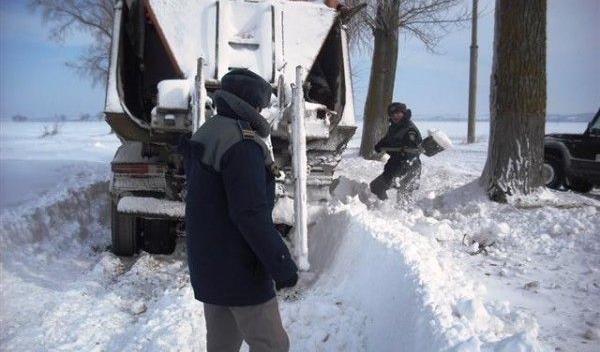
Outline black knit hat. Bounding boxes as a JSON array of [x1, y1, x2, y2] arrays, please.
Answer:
[[221, 69, 272, 109], [387, 102, 407, 116]]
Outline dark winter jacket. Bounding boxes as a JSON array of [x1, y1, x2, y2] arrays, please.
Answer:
[[178, 91, 298, 306], [374, 112, 423, 174]]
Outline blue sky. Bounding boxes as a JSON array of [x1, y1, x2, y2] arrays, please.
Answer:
[[352, 0, 599, 117], [0, 1, 104, 119], [0, 0, 598, 119]]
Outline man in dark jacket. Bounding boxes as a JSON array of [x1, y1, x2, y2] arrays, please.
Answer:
[[179, 69, 298, 351], [369, 102, 423, 201]]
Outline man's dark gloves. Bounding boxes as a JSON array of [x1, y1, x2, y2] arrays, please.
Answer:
[[275, 272, 299, 291]]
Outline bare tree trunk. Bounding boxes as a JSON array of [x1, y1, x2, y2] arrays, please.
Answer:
[[481, 0, 546, 201], [359, 5, 399, 159]]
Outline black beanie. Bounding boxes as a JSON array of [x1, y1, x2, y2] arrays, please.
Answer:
[[221, 69, 272, 109]]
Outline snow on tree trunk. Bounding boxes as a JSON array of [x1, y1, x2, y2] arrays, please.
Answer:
[[359, 5, 399, 160], [481, 0, 546, 201]]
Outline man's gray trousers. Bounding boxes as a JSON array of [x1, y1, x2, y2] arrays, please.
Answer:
[[203, 297, 289, 352]]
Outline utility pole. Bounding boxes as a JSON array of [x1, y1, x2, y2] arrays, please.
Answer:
[[467, 0, 478, 143]]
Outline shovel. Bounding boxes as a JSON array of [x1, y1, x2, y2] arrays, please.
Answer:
[[380, 129, 453, 157]]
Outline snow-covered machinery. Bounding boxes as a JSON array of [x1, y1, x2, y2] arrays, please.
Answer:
[[104, 0, 357, 261]]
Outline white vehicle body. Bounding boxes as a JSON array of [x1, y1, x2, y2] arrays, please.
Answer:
[[104, 0, 357, 256]]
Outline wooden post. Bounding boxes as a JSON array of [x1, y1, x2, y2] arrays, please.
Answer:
[[467, 0, 478, 144]]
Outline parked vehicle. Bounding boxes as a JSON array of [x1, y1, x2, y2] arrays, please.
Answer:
[[104, 0, 357, 256], [543, 109, 600, 193]]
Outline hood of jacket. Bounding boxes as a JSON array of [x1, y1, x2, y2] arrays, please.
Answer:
[[213, 90, 271, 138]]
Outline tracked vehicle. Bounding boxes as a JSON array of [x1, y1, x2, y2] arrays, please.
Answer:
[[104, 0, 357, 263]]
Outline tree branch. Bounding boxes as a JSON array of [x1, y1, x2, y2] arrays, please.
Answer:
[[29, 0, 113, 87]]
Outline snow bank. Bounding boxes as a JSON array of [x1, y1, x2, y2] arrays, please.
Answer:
[[307, 204, 444, 351], [0, 181, 110, 260], [304, 194, 547, 351], [0, 178, 207, 351], [421, 181, 600, 351]]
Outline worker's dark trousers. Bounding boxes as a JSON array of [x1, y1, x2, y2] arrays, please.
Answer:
[[370, 158, 421, 201], [203, 297, 289, 352]]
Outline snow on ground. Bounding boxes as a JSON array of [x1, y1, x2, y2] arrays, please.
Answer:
[[1, 120, 598, 351], [334, 120, 599, 351], [0, 121, 119, 211]]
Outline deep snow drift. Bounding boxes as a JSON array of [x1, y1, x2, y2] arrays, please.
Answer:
[[1, 120, 598, 351]]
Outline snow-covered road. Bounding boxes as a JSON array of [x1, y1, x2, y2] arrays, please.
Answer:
[[1, 121, 598, 351]]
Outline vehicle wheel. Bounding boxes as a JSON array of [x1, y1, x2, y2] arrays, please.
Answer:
[[568, 178, 593, 193], [141, 219, 177, 254], [543, 156, 564, 189], [110, 201, 139, 256]]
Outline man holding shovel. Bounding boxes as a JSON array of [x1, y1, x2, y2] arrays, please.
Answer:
[[370, 102, 423, 201]]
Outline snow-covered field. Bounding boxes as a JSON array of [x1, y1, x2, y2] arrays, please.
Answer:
[[1, 120, 598, 351]]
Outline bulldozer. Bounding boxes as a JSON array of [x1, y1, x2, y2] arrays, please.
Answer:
[[105, 0, 357, 269]]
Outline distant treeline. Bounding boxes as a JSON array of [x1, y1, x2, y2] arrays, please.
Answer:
[[7, 113, 105, 122], [415, 112, 594, 123]]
